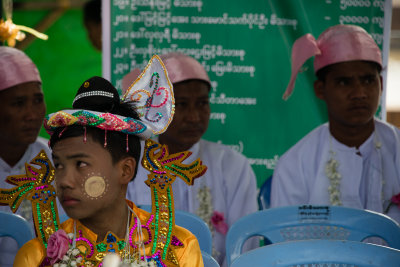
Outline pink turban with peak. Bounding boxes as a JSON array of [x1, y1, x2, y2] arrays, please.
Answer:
[[283, 24, 382, 100], [122, 52, 210, 93], [0, 46, 41, 91]]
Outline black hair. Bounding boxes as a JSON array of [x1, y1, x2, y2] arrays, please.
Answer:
[[49, 76, 141, 180], [83, 0, 101, 25], [316, 60, 382, 82]]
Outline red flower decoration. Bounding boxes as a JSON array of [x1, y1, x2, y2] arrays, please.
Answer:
[[391, 193, 400, 208], [211, 211, 229, 235], [385, 193, 400, 213], [46, 229, 70, 264]]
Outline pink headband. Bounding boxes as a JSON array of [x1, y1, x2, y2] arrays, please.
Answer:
[[0, 46, 41, 91], [283, 24, 382, 100], [122, 53, 210, 93]]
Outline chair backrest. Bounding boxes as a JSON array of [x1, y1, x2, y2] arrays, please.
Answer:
[[202, 251, 220, 267], [0, 211, 35, 248], [226, 205, 400, 266], [139, 205, 213, 254], [257, 176, 272, 209], [230, 239, 400, 267]]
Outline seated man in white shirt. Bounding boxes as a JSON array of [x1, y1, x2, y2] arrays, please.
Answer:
[[0, 46, 64, 266], [123, 52, 259, 266], [271, 24, 400, 224]]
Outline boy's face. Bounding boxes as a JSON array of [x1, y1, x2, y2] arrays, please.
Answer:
[[52, 135, 123, 220], [314, 60, 382, 129]]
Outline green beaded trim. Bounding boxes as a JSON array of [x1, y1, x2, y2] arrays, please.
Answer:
[[96, 243, 107, 252], [117, 240, 126, 250], [36, 203, 47, 248], [12, 183, 34, 210], [152, 187, 160, 254], [162, 187, 173, 259], [50, 201, 59, 232]]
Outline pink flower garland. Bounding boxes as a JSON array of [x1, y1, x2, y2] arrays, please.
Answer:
[[211, 211, 228, 235]]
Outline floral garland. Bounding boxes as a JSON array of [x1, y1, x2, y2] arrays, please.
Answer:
[[196, 185, 213, 232], [196, 184, 228, 259], [325, 133, 386, 208], [196, 184, 228, 235], [46, 209, 156, 267], [47, 229, 156, 267], [325, 150, 342, 206]]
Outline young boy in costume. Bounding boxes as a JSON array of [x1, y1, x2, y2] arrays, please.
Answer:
[[12, 56, 204, 266]]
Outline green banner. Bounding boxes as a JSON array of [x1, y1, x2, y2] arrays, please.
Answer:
[[104, 0, 391, 186]]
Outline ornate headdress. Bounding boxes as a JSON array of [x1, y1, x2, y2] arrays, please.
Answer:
[[45, 55, 174, 141], [283, 24, 382, 100]]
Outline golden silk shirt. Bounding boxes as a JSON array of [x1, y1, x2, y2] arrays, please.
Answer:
[[14, 200, 203, 267]]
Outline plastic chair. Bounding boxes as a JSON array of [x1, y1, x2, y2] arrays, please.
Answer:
[[0, 211, 35, 248], [226, 205, 400, 266], [139, 205, 213, 254], [230, 239, 400, 267], [202, 251, 220, 267], [257, 176, 272, 209]]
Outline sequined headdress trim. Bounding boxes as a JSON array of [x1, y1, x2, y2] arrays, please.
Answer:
[[44, 55, 175, 140], [44, 109, 150, 139], [72, 90, 114, 105]]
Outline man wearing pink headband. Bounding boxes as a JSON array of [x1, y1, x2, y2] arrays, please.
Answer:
[[0, 46, 49, 266], [271, 25, 400, 223], [125, 52, 258, 266]]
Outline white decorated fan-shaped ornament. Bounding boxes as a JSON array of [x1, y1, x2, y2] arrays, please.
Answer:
[[122, 55, 175, 138]]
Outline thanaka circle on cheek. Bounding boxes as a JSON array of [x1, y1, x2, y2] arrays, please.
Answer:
[[82, 174, 109, 199]]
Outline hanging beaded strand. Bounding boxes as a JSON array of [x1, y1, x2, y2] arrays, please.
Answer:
[[83, 126, 87, 143], [58, 127, 67, 138], [104, 129, 107, 147], [126, 134, 129, 153]]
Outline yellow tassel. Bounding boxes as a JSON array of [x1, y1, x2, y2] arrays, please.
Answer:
[[0, 19, 48, 47]]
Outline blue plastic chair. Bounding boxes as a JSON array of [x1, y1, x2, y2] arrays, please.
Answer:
[[139, 205, 213, 254], [230, 239, 400, 267], [0, 211, 35, 248], [257, 176, 272, 209], [202, 251, 220, 267], [226, 205, 400, 266]]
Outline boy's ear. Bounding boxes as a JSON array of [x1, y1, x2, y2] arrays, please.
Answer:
[[314, 80, 325, 100], [119, 157, 136, 184]]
